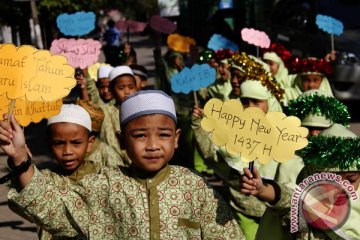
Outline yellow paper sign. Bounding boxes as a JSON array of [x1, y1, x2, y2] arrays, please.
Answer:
[[167, 34, 196, 53], [87, 62, 110, 81], [0, 43, 76, 102], [0, 95, 62, 127], [201, 98, 308, 164]]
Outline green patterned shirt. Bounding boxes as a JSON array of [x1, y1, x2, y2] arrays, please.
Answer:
[[8, 165, 244, 240]]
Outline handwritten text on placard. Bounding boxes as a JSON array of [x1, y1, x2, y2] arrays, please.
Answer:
[[201, 98, 308, 164], [0, 44, 76, 102]]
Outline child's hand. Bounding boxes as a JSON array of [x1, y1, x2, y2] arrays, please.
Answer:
[[324, 50, 336, 62], [192, 106, 203, 119], [240, 167, 264, 196], [0, 114, 28, 162]]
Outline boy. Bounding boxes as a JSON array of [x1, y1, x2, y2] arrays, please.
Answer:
[[100, 65, 139, 165], [1, 90, 243, 239]]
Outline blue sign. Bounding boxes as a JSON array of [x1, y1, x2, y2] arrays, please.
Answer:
[[171, 64, 216, 94], [207, 34, 239, 52], [219, 0, 233, 9], [316, 14, 343, 36], [57, 11, 96, 36]]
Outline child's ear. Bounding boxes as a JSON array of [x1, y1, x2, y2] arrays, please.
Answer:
[[86, 135, 96, 153], [174, 128, 181, 149], [116, 131, 126, 150]]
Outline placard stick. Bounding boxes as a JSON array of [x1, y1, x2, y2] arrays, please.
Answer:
[[256, 47, 259, 58], [330, 34, 335, 52], [193, 91, 198, 107], [6, 99, 16, 123], [245, 161, 255, 197], [127, 26, 130, 43]]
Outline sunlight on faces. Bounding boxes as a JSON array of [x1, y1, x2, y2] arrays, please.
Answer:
[[121, 114, 180, 173], [301, 74, 323, 91], [201, 98, 308, 165], [111, 75, 138, 103], [48, 122, 94, 172], [96, 78, 113, 103]]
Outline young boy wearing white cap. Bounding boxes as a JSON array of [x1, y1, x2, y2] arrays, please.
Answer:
[[99, 65, 139, 165], [1, 90, 244, 239]]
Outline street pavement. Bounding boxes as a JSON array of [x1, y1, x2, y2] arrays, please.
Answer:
[[1, 33, 360, 239]]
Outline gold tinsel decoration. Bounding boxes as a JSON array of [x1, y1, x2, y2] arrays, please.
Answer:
[[229, 52, 285, 102]]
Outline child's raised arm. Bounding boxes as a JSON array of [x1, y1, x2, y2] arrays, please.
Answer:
[[240, 167, 279, 204], [0, 114, 34, 188]]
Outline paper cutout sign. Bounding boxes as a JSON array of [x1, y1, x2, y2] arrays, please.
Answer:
[[207, 34, 239, 52], [149, 15, 177, 34], [0, 43, 76, 102], [201, 98, 308, 165], [171, 64, 216, 94], [167, 34, 196, 53], [241, 28, 271, 48], [316, 14, 344, 36], [116, 20, 147, 33], [56, 11, 96, 36], [0, 95, 62, 126], [50, 38, 102, 69], [87, 62, 111, 81]]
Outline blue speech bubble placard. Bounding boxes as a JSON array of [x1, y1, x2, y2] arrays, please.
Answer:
[[316, 14, 344, 36], [207, 34, 239, 52], [171, 64, 216, 94], [57, 11, 96, 36]]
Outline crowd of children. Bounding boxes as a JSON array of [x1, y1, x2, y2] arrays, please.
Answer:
[[0, 21, 359, 240]]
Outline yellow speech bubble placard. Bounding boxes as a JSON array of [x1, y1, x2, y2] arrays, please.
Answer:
[[87, 62, 110, 81], [201, 98, 308, 165], [0, 95, 62, 127], [167, 34, 196, 53], [0, 43, 76, 102]]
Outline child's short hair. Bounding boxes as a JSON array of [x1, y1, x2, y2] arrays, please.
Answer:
[[120, 90, 177, 127], [129, 64, 148, 81], [47, 104, 92, 132]]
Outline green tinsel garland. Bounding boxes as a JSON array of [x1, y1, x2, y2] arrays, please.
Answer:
[[286, 93, 350, 126], [297, 136, 360, 171]]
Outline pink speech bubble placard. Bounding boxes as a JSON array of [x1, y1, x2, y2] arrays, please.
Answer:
[[116, 20, 147, 33], [241, 28, 271, 49], [149, 15, 177, 34], [50, 38, 102, 69]]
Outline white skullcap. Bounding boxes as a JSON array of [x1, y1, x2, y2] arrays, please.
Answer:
[[121, 90, 177, 126], [47, 104, 92, 131], [109, 66, 134, 82], [98, 65, 114, 79]]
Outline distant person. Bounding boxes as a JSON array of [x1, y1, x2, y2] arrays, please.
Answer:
[[103, 19, 121, 66]]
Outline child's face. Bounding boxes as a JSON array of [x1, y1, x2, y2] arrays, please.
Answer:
[[301, 74, 323, 91], [97, 78, 113, 103], [121, 114, 181, 173], [231, 68, 246, 96], [265, 60, 279, 76], [241, 98, 269, 113], [218, 62, 230, 81], [111, 75, 138, 103], [48, 122, 94, 172], [339, 172, 360, 190]]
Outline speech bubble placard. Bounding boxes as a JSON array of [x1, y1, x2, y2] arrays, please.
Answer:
[[316, 14, 344, 36], [207, 34, 239, 52], [167, 33, 196, 53], [116, 20, 147, 33], [50, 38, 102, 69], [87, 62, 111, 81], [56, 11, 96, 36], [241, 28, 271, 49], [171, 64, 216, 94], [149, 15, 177, 34], [0, 43, 76, 102], [0, 95, 62, 127], [201, 98, 308, 165]]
